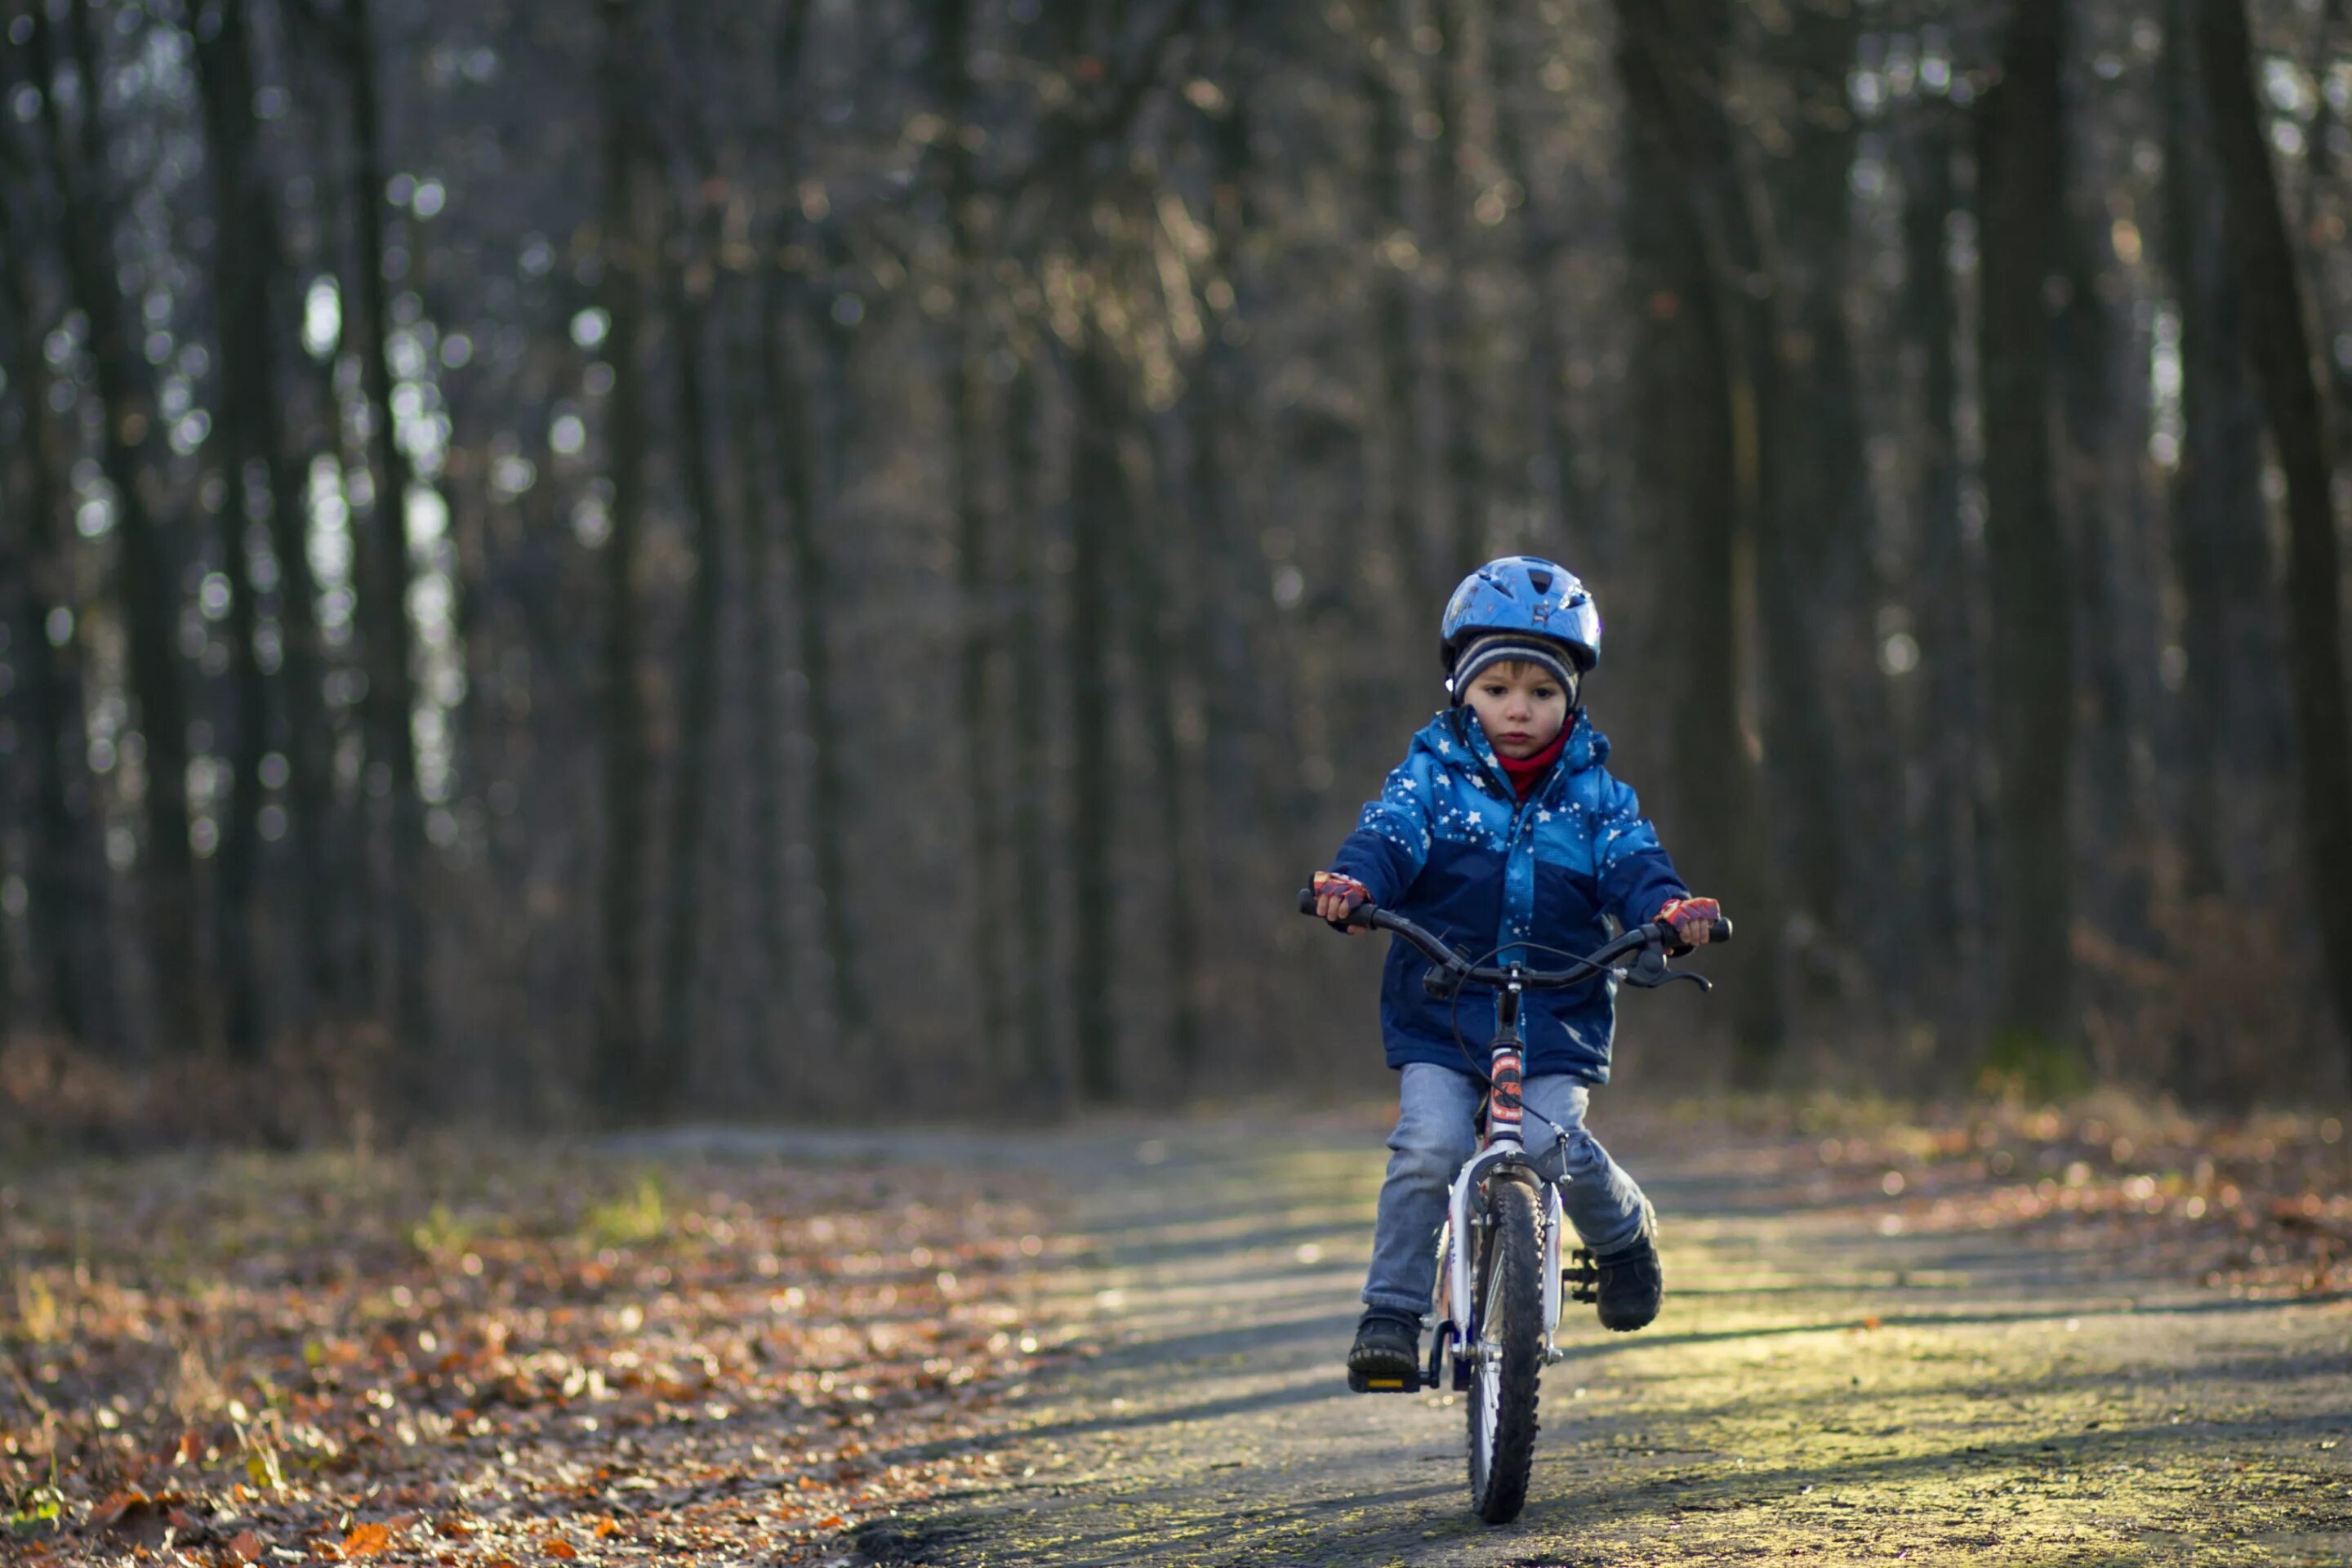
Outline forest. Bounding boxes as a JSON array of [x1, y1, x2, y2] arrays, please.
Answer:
[[2, 0, 2350, 1137]]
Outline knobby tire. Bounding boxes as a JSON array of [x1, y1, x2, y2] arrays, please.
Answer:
[[1468, 1176, 1542, 1523]]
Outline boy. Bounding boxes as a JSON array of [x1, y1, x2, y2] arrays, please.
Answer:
[[1309, 555, 1722, 1391]]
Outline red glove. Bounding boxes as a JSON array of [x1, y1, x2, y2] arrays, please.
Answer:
[[1312, 871, 1373, 932], [1655, 896, 1722, 950]]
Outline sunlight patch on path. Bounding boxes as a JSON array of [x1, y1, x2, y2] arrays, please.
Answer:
[[853, 1116, 2352, 1568]]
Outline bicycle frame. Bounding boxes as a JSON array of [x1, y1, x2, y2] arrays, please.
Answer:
[[1428, 964, 1572, 1389]]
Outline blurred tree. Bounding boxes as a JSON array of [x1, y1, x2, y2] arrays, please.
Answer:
[[29, 0, 207, 1054], [1004, 352, 1062, 1101], [290, 0, 433, 1061], [1357, 2, 1432, 587], [1610, 0, 1784, 1083], [2160, 0, 2281, 907], [929, 0, 1013, 1078], [1895, 6, 1984, 1018], [727, 301, 791, 1062], [1428, 0, 1492, 577], [1068, 331, 1123, 1102], [655, 188, 728, 1114], [1976, 0, 2074, 1067], [0, 111, 111, 1054], [1487, 0, 1596, 543], [592, 0, 656, 1116], [189, 0, 290, 1058], [754, 0, 862, 1071], [2196, 0, 2352, 1061], [1757, 0, 1876, 972]]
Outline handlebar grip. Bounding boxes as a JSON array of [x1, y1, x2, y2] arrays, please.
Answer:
[[1296, 886, 1376, 931], [1709, 917, 1734, 944]]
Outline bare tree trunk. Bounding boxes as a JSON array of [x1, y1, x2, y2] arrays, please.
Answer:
[[2053, 152, 2157, 968], [2162, 0, 2285, 908], [216, 0, 333, 1031], [654, 232, 727, 1116], [1758, 0, 1873, 960], [745, 0, 815, 1093], [337, 0, 431, 1067], [790, 272, 866, 1055], [1977, 0, 2074, 1058], [1069, 336, 1123, 1103], [1188, 20, 1275, 1062], [1004, 355, 1062, 1103], [1129, 427, 1202, 1080], [32, 1, 207, 1053], [190, 0, 292, 1059], [930, 0, 1013, 1080], [1486, 0, 1595, 542], [1428, 0, 1489, 575], [728, 300, 791, 1073], [1896, 69, 1985, 1025], [1359, 5, 1431, 588], [0, 137, 111, 1054], [1610, 0, 1783, 1082], [2196, 0, 2352, 1063], [591, 0, 654, 1116]]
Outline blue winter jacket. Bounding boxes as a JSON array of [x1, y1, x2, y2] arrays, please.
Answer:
[[1326, 707, 1687, 1084]]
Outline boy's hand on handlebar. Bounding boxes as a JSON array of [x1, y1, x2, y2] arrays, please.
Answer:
[[1655, 896, 1722, 951], [1312, 871, 1373, 933]]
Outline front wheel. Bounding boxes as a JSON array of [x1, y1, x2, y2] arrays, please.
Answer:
[[1467, 1175, 1544, 1523]]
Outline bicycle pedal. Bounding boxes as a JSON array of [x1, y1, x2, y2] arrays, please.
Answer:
[[1566, 1247, 1600, 1304], [1348, 1370, 1423, 1393]]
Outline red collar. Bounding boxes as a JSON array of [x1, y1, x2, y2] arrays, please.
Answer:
[[1495, 728, 1569, 798]]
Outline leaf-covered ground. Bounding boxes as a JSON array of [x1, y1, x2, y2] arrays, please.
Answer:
[[1719, 1092, 2352, 1299], [1, 1141, 1077, 1565], [7, 1095, 2348, 1566]]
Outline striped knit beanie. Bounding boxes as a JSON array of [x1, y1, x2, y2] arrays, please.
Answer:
[[1447, 633, 1580, 707]]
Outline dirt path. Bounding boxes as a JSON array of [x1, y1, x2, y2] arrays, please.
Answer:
[[827, 1110, 2352, 1567]]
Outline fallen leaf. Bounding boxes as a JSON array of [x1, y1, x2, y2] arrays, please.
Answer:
[[341, 1522, 394, 1557], [91, 1491, 169, 1532], [228, 1531, 265, 1562], [542, 1539, 578, 1560]]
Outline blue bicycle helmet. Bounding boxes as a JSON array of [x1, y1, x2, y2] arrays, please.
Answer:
[[1439, 555, 1601, 675]]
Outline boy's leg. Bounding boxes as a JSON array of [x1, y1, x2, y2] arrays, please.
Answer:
[[1521, 1075, 1661, 1330], [1361, 1062, 1482, 1318], [1519, 1076, 1649, 1250]]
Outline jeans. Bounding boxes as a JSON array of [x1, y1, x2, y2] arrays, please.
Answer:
[[1361, 1061, 1651, 1319]]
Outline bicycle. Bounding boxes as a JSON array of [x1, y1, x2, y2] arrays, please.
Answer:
[[1295, 889, 1731, 1523]]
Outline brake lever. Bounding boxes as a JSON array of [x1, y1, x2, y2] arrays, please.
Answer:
[[1619, 947, 1713, 991]]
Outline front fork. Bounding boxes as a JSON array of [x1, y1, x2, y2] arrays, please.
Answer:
[[1430, 1156, 1575, 1388]]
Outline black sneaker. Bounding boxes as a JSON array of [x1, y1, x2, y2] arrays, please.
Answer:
[[1594, 1213, 1662, 1332], [1347, 1310, 1423, 1392]]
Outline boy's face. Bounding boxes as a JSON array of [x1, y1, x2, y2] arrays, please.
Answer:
[[1462, 661, 1570, 760]]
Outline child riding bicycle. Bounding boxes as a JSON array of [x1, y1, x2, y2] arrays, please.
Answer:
[[1310, 556, 1722, 1392]]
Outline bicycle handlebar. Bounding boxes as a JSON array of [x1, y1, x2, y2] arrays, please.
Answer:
[[1294, 887, 1731, 991]]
